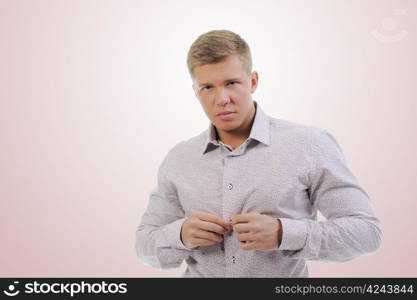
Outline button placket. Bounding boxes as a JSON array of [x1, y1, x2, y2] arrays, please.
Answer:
[[222, 153, 239, 274]]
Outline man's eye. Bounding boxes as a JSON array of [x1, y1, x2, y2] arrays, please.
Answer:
[[228, 81, 237, 86], [202, 86, 212, 91]]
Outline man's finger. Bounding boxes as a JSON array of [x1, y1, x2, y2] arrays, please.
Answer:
[[236, 233, 253, 242], [231, 213, 255, 225], [239, 240, 256, 251], [232, 223, 250, 233], [198, 220, 228, 235], [196, 211, 231, 229], [195, 229, 223, 242]]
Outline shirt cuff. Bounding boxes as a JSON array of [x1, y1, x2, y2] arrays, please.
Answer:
[[161, 217, 196, 251], [277, 218, 309, 251]]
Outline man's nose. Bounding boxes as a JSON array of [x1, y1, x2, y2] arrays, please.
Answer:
[[214, 88, 230, 106]]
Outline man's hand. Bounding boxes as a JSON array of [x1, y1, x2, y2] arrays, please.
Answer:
[[232, 213, 282, 251], [181, 211, 232, 249]]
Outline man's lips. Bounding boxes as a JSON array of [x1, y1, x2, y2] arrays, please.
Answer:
[[216, 111, 236, 120], [216, 111, 235, 116]]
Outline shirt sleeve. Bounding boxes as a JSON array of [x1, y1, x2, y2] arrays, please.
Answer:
[[135, 144, 196, 269], [277, 128, 383, 262]]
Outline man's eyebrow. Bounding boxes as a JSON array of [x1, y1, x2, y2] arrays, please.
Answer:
[[198, 78, 242, 87]]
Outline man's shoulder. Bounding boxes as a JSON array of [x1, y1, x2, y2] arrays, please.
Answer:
[[163, 129, 207, 160], [269, 117, 324, 139], [268, 117, 338, 154]]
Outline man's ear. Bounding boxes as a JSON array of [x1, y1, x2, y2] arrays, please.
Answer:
[[250, 71, 259, 94]]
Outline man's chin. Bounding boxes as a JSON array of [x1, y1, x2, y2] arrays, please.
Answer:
[[214, 122, 240, 132]]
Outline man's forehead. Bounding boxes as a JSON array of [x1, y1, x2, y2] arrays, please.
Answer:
[[193, 55, 248, 85]]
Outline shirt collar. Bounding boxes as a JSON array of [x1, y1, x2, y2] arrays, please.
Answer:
[[202, 101, 270, 155]]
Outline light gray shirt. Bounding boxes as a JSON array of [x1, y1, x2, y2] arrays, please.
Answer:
[[135, 101, 382, 277]]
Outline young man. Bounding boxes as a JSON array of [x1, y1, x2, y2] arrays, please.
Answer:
[[135, 30, 382, 277]]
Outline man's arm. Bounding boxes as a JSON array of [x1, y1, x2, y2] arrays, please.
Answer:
[[278, 128, 382, 262], [135, 145, 194, 269]]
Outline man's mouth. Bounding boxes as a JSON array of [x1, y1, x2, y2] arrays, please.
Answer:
[[216, 111, 236, 120]]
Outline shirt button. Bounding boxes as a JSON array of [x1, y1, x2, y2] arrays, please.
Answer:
[[232, 256, 236, 263], [227, 183, 233, 190]]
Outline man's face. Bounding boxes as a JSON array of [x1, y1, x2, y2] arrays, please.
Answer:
[[192, 54, 258, 134]]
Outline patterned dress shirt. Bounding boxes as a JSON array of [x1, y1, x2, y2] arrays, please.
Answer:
[[135, 101, 382, 277]]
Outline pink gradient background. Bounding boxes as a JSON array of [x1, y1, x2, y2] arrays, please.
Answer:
[[0, 0, 416, 277]]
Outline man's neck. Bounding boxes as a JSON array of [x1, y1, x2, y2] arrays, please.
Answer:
[[216, 102, 256, 150]]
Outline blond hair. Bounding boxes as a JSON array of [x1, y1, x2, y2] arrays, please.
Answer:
[[187, 30, 252, 78]]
